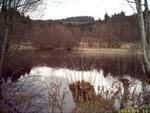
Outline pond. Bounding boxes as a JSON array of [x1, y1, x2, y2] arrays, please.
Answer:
[[7, 66, 148, 113], [2, 50, 150, 113]]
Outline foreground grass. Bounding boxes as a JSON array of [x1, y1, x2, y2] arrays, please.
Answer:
[[72, 102, 150, 113], [72, 101, 115, 113]]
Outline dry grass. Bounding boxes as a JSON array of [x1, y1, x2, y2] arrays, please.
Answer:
[[74, 48, 141, 55]]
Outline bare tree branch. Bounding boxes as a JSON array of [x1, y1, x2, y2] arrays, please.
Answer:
[[126, 0, 137, 13]]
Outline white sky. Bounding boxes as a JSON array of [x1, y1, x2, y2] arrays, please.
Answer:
[[30, 0, 136, 20]]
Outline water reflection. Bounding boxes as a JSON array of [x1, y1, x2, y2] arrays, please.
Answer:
[[16, 66, 149, 113], [3, 50, 147, 81], [2, 50, 150, 113]]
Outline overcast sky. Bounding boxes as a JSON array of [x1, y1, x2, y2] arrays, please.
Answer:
[[30, 0, 136, 20]]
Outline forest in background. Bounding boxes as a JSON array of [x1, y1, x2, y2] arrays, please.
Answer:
[[1, 11, 140, 51], [0, 1, 150, 112]]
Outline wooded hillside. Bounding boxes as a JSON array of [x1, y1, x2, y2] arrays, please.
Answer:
[[3, 11, 139, 49]]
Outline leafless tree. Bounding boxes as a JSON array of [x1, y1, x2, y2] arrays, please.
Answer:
[[134, 0, 150, 74], [127, 0, 150, 74], [0, 0, 43, 79]]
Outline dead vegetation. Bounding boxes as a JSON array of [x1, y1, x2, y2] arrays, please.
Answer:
[[68, 75, 150, 113]]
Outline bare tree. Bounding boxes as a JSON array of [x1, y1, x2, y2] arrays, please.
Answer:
[[0, 0, 43, 79], [134, 0, 150, 74], [127, 0, 150, 74]]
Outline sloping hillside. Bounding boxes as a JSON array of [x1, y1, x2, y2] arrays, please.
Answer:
[[6, 11, 140, 49], [25, 20, 76, 49]]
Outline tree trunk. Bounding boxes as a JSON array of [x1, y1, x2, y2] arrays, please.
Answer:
[[0, 14, 9, 79], [135, 0, 150, 73]]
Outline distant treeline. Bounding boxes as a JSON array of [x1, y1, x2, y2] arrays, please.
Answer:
[[58, 16, 95, 24], [0, 11, 140, 50]]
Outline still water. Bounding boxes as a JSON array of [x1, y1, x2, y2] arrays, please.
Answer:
[[3, 50, 150, 113], [15, 66, 149, 113]]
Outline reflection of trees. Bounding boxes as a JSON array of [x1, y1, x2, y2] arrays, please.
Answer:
[[0, 75, 46, 113]]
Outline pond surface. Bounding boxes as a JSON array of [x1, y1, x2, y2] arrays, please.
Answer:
[[16, 66, 149, 113], [3, 50, 150, 113], [4, 50, 146, 80]]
